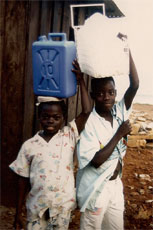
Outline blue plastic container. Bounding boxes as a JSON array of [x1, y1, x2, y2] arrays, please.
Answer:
[[32, 33, 77, 97]]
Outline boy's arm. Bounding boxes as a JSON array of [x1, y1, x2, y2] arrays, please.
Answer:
[[90, 50, 137, 168], [72, 59, 92, 134], [124, 50, 139, 110], [91, 120, 132, 168], [14, 176, 30, 230]]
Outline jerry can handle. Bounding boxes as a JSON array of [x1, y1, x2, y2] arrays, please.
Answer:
[[70, 4, 106, 29], [38, 35, 48, 41], [48, 33, 67, 41]]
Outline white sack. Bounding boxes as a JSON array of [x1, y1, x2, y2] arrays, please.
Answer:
[[74, 13, 129, 78]]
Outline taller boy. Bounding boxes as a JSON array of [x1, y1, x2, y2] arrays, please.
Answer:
[[76, 50, 139, 230]]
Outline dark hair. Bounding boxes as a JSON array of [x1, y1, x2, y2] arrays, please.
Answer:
[[91, 77, 115, 92], [38, 100, 67, 119]]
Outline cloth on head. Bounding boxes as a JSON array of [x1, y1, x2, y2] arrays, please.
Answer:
[[36, 96, 64, 106]]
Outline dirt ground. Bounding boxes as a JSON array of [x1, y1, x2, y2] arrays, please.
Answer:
[[0, 103, 153, 230]]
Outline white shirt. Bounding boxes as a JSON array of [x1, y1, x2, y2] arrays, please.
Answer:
[[76, 98, 131, 212]]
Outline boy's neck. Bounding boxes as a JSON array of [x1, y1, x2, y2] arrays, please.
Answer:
[[96, 108, 113, 124], [39, 131, 57, 143]]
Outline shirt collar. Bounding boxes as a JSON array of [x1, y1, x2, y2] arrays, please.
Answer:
[[111, 104, 117, 117], [92, 104, 117, 120]]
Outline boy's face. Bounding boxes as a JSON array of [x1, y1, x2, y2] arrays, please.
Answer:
[[39, 104, 64, 136], [91, 80, 116, 113]]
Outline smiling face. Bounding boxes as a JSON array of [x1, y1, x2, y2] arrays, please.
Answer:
[[91, 78, 117, 114], [39, 103, 64, 137]]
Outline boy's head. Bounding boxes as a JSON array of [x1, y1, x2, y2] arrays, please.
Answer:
[[90, 77, 117, 113], [37, 98, 67, 136]]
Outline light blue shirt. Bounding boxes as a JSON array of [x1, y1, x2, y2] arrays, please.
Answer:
[[76, 98, 131, 212]]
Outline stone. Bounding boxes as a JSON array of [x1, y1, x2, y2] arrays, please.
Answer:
[[127, 200, 130, 205], [128, 185, 134, 190], [145, 200, 153, 203], [130, 123, 141, 135], [139, 189, 145, 195], [134, 173, 138, 178], [127, 139, 146, 147], [131, 192, 139, 196], [148, 186, 153, 190], [134, 206, 152, 219], [128, 134, 153, 140], [146, 143, 153, 149], [130, 204, 137, 209], [140, 181, 146, 185], [137, 117, 146, 122], [146, 122, 153, 131], [139, 174, 151, 181], [138, 131, 147, 135]]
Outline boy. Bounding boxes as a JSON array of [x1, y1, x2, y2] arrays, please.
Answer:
[[76, 50, 139, 230], [9, 60, 91, 230]]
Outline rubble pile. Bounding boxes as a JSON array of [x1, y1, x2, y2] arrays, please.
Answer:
[[128, 110, 153, 148]]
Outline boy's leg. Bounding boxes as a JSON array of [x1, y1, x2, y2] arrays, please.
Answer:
[[80, 208, 106, 230], [101, 178, 124, 230], [50, 209, 71, 230], [27, 209, 52, 230], [80, 182, 111, 230], [27, 214, 48, 230], [80, 177, 124, 230], [27, 209, 71, 230]]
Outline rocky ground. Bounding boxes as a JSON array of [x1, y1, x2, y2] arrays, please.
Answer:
[[0, 103, 153, 230]]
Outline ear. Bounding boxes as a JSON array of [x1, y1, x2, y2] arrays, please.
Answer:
[[90, 92, 95, 100], [38, 116, 42, 123]]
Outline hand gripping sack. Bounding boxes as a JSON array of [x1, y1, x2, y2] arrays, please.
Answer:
[[72, 11, 129, 78]]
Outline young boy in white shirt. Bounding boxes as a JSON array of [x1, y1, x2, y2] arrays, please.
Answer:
[[9, 60, 91, 230], [76, 50, 139, 230]]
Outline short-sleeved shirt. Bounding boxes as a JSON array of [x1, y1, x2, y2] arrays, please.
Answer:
[[9, 120, 79, 222], [76, 98, 131, 212]]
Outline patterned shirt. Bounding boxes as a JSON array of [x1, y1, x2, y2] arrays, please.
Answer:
[[9, 120, 79, 222], [76, 98, 131, 212]]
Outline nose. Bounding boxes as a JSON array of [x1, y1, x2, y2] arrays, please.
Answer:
[[103, 92, 110, 100], [48, 117, 54, 123]]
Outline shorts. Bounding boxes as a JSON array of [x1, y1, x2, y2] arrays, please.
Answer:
[[27, 209, 71, 230]]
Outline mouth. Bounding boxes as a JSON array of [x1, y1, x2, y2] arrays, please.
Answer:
[[102, 102, 113, 111], [46, 126, 55, 131], [103, 102, 112, 106]]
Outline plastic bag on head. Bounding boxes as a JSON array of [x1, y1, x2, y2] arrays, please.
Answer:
[[74, 13, 129, 78]]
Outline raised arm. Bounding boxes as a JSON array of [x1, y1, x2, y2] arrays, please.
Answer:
[[124, 50, 139, 110], [72, 59, 92, 134]]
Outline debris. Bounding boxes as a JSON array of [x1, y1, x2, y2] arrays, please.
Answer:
[[134, 206, 152, 219], [127, 139, 146, 148], [145, 200, 153, 203], [137, 117, 146, 122], [146, 143, 153, 149], [139, 189, 145, 195], [131, 192, 139, 196], [130, 123, 141, 135], [130, 204, 137, 209], [139, 174, 151, 181], [148, 186, 153, 190]]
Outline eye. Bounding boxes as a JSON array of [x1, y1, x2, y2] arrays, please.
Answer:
[[54, 115, 63, 121], [54, 117, 60, 121], [109, 90, 115, 96], [96, 92, 104, 97], [42, 114, 49, 119]]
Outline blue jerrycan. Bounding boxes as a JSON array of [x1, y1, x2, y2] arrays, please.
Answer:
[[32, 33, 77, 97]]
